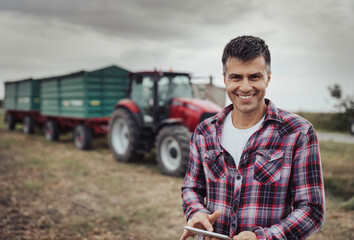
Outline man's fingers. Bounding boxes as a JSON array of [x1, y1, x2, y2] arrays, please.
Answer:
[[199, 216, 214, 231], [233, 231, 257, 240], [179, 230, 187, 240], [198, 210, 222, 232], [180, 229, 194, 240], [181, 210, 222, 239], [207, 210, 222, 224]]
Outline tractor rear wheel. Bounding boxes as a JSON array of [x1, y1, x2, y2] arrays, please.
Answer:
[[108, 108, 141, 162], [5, 113, 16, 130], [155, 125, 191, 177], [44, 120, 60, 141], [23, 116, 35, 134], [74, 124, 93, 150]]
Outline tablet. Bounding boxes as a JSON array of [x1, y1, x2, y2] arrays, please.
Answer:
[[184, 226, 232, 240]]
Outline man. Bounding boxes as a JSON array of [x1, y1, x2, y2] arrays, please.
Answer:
[[181, 36, 325, 240]]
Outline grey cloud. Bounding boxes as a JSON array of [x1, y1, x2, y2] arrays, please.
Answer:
[[0, 0, 256, 40]]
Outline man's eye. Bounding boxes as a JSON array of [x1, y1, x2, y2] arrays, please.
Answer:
[[230, 76, 241, 81], [251, 75, 261, 81]]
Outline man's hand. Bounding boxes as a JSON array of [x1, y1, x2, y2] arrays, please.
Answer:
[[233, 231, 257, 240], [180, 210, 222, 240]]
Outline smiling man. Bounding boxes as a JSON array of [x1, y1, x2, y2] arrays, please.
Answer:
[[181, 36, 325, 240]]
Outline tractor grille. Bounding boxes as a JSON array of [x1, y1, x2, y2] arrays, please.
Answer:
[[199, 112, 217, 123]]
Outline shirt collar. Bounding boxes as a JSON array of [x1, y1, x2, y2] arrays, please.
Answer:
[[264, 99, 285, 124], [212, 98, 284, 129]]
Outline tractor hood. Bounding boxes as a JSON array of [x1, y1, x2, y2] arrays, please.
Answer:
[[169, 98, 222, 131], [171, 98, 222, 113]]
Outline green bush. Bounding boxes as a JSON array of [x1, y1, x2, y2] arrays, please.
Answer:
[[340, 196, 354, 211], [297, 112, 351, 133]]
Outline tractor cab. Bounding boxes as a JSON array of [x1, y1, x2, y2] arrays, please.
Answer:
[[130, 71, 193, 126]]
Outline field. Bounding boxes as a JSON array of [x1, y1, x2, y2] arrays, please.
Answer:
[[0, 113, 353, 239]]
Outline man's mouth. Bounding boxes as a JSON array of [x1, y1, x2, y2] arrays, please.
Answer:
[[235, 93, 256, 100], [238, 95, 253, 100]]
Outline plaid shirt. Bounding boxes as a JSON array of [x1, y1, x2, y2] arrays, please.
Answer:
[[182, 99, 325, 239]]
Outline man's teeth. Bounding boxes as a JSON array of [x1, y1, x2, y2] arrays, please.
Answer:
[[239, 95, 253, 100]]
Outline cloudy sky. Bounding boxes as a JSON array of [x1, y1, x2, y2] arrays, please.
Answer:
[[0, 0, 353, 112]]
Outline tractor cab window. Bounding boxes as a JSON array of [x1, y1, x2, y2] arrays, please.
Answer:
[[131, 76, 154, 123], [158, 75, 192, 106], [157, 75, 193, 121]]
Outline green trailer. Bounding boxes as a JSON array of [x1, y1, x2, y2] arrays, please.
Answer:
[[4, 65, 131, 149], [4, 78, 40, 111], [4, 78, 41, 133], [40, 65, 129, 118]]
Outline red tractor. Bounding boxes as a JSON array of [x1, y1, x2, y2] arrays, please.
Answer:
[[108, 71, 222, 176]]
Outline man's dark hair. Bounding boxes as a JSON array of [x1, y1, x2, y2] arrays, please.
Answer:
[[222, 35, 271, 75]]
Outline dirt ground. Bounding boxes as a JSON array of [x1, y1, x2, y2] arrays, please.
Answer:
[[0, 127, 353, 240]]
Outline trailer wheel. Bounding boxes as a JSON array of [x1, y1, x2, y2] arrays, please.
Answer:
[[5, 113, 16, 130], [155, 125, 191, 177], [74, 125, 93, 150], [44, 120, 60, 141], [350, 120, 354, 136], [23, 116, 35, 134], [108, 108, 141, 162]]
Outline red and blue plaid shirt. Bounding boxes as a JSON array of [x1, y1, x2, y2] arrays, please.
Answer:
[[182, 99, 325, 239]]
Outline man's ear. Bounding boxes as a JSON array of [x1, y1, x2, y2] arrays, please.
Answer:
[[266, 71, 271, 87]]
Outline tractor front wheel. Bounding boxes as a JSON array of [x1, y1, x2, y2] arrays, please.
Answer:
[[155, 125, 191, 177], [108, 108, 141, 162]]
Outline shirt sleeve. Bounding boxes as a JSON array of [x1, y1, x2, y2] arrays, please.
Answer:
[[253, 126, 325, 239], [181, 132, 210, 221]]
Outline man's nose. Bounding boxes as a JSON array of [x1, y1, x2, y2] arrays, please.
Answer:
[[239, 79, 252, 92]]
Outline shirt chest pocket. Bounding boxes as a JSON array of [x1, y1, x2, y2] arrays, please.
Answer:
[[253, 149, 283, 184], [204, 150, 226, 181]]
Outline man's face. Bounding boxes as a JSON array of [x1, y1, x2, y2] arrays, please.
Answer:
[[224, 56, 271, 116]]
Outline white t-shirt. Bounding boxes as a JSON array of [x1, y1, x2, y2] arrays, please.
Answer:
[[221, 111, 265, 167]]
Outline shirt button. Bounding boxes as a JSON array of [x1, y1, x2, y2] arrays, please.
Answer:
[[231, 222, 237, 229], [233, 200, 239, 211], [236, 175, 241, 180]]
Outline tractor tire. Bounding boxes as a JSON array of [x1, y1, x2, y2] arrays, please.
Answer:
[[74, 124, 93, 150], [44, 120, 60, 141], [350, 120, 354, 136], [155, 125, 191, 177], [108, 108, 141, 162], [5, 113, 16, 130], [23, 116, 35, 134]]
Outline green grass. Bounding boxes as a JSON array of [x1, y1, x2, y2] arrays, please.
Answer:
[[320, 141, 354, 203], [94, 174, 129, 193], [21, 179, 45, 192], [339, 196, 354, 210], [24, 156, 51, 168], [64, 215, 95, 236]]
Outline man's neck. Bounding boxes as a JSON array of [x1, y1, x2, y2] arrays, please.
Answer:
[[231, 104, 267, 129]]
